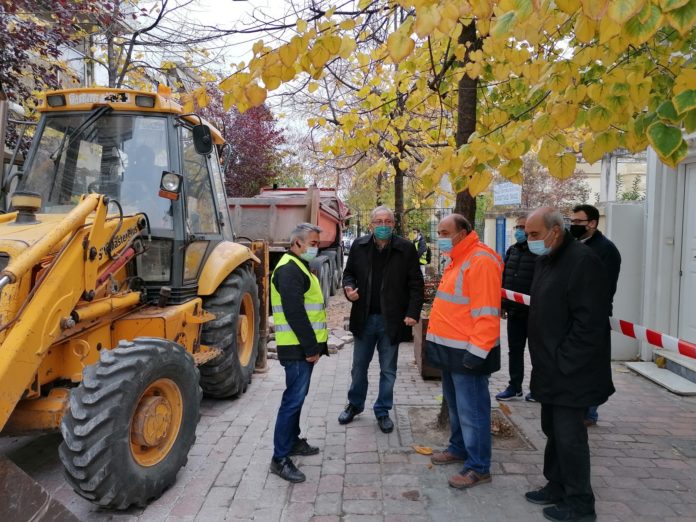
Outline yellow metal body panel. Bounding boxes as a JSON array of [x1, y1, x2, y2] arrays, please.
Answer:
[[37, 88, 224, 145], [197, 241, 260, 296], [111, 298, 205, 351], [3, 388, 69, 434]]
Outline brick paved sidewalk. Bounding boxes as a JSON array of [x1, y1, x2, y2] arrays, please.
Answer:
[[4, 321, 696, 521]]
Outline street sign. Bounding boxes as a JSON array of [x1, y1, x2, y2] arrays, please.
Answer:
[[493, 182, 522, 206]]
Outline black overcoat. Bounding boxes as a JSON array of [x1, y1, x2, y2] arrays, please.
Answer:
[[528, 232, 615, 407], [342, 234, 424, 344]]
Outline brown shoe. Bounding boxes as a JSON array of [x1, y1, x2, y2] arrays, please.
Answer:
[[430, 451, 466, 465], [448, 469, 492, 489]]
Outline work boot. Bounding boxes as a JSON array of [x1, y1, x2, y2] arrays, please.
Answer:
[[448, 469, 492, 489], [430, 450, 466, 465], [269, 457, 306, 483], [289, 438, 320, 456], [377, 415, 394, 433], [338, 404, 363, 425]]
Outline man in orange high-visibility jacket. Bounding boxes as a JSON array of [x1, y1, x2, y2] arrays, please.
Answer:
[[425, 213, 503, 490]]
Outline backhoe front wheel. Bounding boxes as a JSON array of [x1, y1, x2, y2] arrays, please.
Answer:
[[200, 264, 260, 398], [59, 339, 201, 510]]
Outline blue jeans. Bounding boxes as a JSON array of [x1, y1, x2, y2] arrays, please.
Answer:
[[347, 314, 399, 418], [441, 369, 492, 475], [586, 406, 599, 422], [273, 359, 314, 459]]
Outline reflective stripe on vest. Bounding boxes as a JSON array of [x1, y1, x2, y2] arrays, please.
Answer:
[[270, 254, 328, 345], [426, 332, 500, 358]]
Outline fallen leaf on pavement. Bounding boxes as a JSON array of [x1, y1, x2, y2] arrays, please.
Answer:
[[412, 445, 433, 455]]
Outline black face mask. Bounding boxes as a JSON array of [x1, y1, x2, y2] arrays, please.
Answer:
[[570, 224, 588, 239]]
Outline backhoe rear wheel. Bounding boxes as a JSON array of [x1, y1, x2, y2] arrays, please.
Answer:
[[200, 263, 260, 398], [59, 338, 201, 510]]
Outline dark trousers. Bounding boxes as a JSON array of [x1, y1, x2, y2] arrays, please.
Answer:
[[273, 359, 314, 459], [541, 403, 595, 513], [506, 311, 528, 391]]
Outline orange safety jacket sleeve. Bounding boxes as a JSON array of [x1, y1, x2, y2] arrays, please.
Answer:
[[466, 254, 503, 360]]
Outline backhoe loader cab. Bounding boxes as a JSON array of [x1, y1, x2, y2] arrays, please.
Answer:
[[0, 88, 263, 510]]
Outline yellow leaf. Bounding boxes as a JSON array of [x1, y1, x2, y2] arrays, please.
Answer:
[[386, 30, 416, 63], [339, 36, 357, 59], [245, 84, 267, 107], [196, 89, 208, 108], [574, 15, 597, 43], [281, 65, 296, 82], [412, 445, 433, 456], [297, 19, 307, 33], [547, 153, 577, 179], [598, 16, 622, 43], [308, 82, 319, 93], [538, 137, 563, 164], [582, 137, 603, 163], [550, 102, 578, 129], [252, 39, 265, 56], [264, 76, 281, 91], [608, 0, 645, 24], [414, 5, 441, 38], [340, 19, 356, 30], [532, 113, 553, 137], [580, 0, 609, 20], [674, 69, 696, 95], [183, 98, 194, 114], [469, 170, 493, 196], [499, 158, 523, 179], [555, 0, 581, 14], [279, 44, 298, 67], [587, 105, 613, 132]]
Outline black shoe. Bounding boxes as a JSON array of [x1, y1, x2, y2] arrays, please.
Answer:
[[289, 438, 320, 456], [269, 457, 306, 483], [377, 415, 394, 433], [525, 393, 537, 402], [543, 503, 596, 522], [525, 486, 563, 505], [338, 404, 363, 425]]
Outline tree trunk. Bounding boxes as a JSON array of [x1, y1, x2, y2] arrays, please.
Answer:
[[438, 20, 481, 430], [392, 156, 404, 235]]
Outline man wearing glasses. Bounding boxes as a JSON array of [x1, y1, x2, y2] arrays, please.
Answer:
[[339, 206, 424, 433], [569, 204, 621, 427]]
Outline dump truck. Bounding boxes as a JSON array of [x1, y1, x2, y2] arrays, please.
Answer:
[[0, 86, 267, 510], [229, 186, 349, 303]]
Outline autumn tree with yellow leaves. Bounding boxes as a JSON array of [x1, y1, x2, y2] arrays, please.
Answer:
[[215, 0, 695, 226]]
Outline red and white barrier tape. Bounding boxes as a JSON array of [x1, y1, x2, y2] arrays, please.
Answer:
[[501, 288, 696, 360]]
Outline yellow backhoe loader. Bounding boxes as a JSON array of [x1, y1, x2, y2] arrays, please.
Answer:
[[0, 87, 267, 510]]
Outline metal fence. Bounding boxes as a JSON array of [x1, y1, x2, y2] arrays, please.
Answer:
[[345, 207, 485, 276]]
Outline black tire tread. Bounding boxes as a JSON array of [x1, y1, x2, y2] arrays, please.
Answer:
[[59, 339, 201, 509]]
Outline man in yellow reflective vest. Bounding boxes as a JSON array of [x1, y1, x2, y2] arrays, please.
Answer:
[[425, 213, 503, 490], [269, 223, 328, 483]]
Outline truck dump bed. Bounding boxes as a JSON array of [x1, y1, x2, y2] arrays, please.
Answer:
[[228, 186, 349, 249]]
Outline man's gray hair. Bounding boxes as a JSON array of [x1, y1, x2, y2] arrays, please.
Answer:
[[370, 205, 395, 222], [542, 209, 565, 230], [290, 222, 322, 244]]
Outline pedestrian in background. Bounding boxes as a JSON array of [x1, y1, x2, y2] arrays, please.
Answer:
[[425, 213, 503, 489], [340, 206, 424, 433], [524, 207, 614, 522], [412, 226, 428, 275], [269, 223, 328, 483], [570, 204, 621, 427], [495, 214, 537, 403]]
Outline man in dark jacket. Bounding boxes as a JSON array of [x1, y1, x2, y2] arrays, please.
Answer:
[[570, 204, 622, 426], [339, 206, 424, 433], [269, 223, 329, 483], [412, 227, 428, 274], [524, 207, 614, 522], [495, 214, 537, 402]]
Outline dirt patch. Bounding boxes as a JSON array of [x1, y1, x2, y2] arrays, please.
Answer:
[[326, 293, 352, 330], [407, 406, 535, 451]]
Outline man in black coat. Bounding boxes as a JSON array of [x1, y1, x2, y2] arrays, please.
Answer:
[[524, 207, 614, 522], [339, 206, 424, 433], [495, 214, 537, 402], [570, 204, 622, 426]]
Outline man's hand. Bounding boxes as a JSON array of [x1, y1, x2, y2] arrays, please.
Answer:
[[404, 316, 418, 326], [344, 286, 359, 302], [306, 354, 320, 364]]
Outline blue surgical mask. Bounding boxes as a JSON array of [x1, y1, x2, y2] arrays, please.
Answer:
[[373, 226, 393, 240], [437, 237, 453, 253], [300, 246, 318, 261], [514, 229, 527, 243], [527, 240, 550, 256]]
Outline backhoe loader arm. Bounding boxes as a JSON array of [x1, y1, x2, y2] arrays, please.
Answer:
[[0, 194, 145, 430]]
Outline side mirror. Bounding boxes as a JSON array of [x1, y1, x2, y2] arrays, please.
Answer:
[[192, 124, 213, 155]]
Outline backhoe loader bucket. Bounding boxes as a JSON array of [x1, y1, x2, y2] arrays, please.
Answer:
[[0, 456, 78, 521]]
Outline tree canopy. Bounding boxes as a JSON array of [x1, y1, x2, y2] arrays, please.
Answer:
[[215, 0, 696, 207]]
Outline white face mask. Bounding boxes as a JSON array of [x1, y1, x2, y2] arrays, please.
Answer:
[[300, 246, 318, 261], [528, 229, 554, 256]]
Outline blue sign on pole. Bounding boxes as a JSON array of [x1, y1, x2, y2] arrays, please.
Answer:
[[495, 216, 506, 257]]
